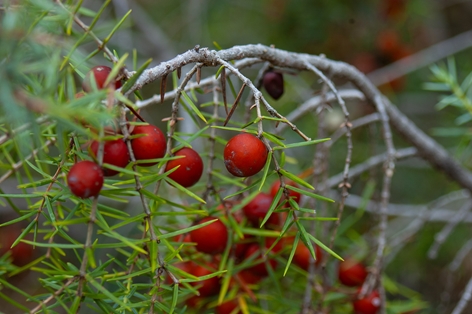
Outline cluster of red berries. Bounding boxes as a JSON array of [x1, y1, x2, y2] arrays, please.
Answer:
[[171, 178, 323, 312], [338, 258, 380, 314], [67, 66, 205, 198], [68, 67, 275, 199]]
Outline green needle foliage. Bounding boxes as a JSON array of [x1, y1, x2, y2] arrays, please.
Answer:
[[0, 2, 337, 313]]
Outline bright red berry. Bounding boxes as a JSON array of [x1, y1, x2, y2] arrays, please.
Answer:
[[130, 124, 166, 166], [338, 259, 368, 287], [190, 263, 221, 297], [242, 193, 279, 227], [224, 133, 268, 177], [165, 147, 203, 188], [270, 180, 302, 206], [67, 160, 104, 198], [263, 71, 284, 100], [90, 139, 130, 176], [243, 243, 277, 277], [293, 243, 322, 270], [82, 65, 122, 92], [353, 289, 381, 314], [189, 217, 228, 255]]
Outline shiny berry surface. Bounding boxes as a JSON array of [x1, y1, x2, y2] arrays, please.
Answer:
[[338, 259, 368, 287], [67, 160, 104, 198], [165, 147, 203, 187], [242, 193, 279, 227], [262, 71, 284, 100], [82, 65, 122, 92], [224, 133, 267, 177], [90, 139, 130, 176], [353, 290, 381, 314], [130, 124, 166, 166], [189, 217, 228, 255]]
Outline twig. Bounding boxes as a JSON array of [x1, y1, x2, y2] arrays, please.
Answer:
[[0, 139, 56, 185], [55, 0, 133, 79], [451, 276, 472, 314], [385, 100, 472, 193], [30, 278, 75, 314], [278, 90, 366, 133], [428, 198, 472, 259]]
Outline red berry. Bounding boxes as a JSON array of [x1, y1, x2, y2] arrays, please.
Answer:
[[270, 180, 302, 206], [242, 193, 279, 227], [165, 147, 203, 188], [130, 124, 166, 166], [338, 259, 368, 287], [293, 243, 322, 270], [243, 244, 277, 277], [353, 290, 381, 314], [216, 299, 240, 314], [224, 133, 268, 177], [0, 226, 34, 266], [67, 160, 104, 198], [82, 65, 122, 92], [90, 139, 130, 176], [262, 71, 284, 100], [191, 263, 221, 297], [236, 269, 263, 285], [186, 295, 205, 308], [233, 234, 255, 261], [166, 261, 194, 284], [189, 217, 228, 255], [264, 237, 283, 254]]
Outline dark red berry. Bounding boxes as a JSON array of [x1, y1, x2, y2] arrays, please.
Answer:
[[67, 160, 104, 198], [82, 65, 122, 92], [216, 299, 241, 314], [190, 263, 221, 297], [242, 193, 279, 227], [236, 269, 263, 285], [130, 124, 166, 166], [0, 225, 35, 266], [262, 71, 284, 100], [353, 289, 381, 314], [233, 234, 255, 261], [90, 139, 130, 176], [243, 244, 277, 277], [338, 258, 368, 287], [224, 133, 268, 177], [165, 147, 203, 188], [189, 217, 228, 255]]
